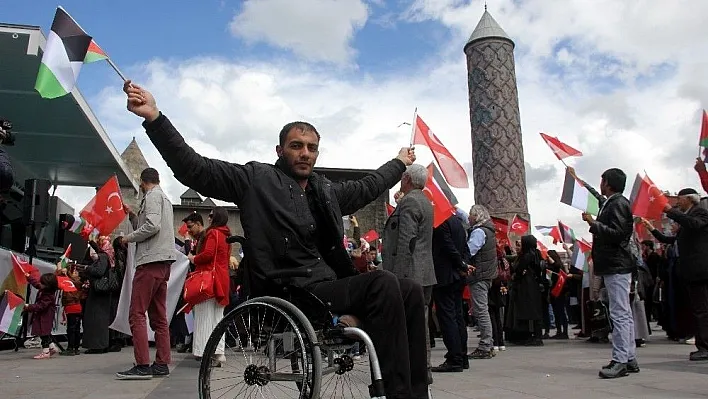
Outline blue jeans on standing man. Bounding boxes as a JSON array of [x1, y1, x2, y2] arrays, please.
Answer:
[[604, 273, 636, 363]]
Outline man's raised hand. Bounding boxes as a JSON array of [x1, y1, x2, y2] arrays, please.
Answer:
[[123, 80, 160, 122], [397, 147, 416, 166]]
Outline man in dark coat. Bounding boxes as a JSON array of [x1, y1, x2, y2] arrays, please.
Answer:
[[123, 81, 428, 398], [430, 215, 469, 372], [580, 167, 638, 379], [643, 188, 708, 361]]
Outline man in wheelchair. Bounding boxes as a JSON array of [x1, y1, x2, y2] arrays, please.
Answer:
[[124, 81, 430, 399]]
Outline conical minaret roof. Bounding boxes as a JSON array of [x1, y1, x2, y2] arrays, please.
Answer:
[[120, 137, 150, 184], [464, 8, 513, 50]]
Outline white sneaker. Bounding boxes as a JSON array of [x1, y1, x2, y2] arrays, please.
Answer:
[[686, 337, 696, 345], [499, 346, 506, 351], [492, 346, 499, 352]]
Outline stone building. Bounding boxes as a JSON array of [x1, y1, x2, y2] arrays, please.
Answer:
[[173, 188, 242, 242], [464, 7, 530, 225]]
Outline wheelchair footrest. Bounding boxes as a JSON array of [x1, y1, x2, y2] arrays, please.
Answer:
[[369, 378, 386, 398]]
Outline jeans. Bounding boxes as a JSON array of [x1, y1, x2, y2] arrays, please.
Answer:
[[604, 273, 636, 363], [66, 313, 82, 350], [469, 280, 493, 351], [432, 280, 467, 366], [129, 262, 171, 366], [311, 270, 428, 399]]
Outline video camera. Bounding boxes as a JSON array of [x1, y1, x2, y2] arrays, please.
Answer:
[[0, 118, 16, 146]]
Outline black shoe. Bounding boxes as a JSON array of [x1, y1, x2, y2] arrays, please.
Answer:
[[116, 365, 153, 380], [431, 362, 463, 373], [599, 361, 628, 379], [108, 345, 122, 353], [689, 350, 708, 361], [550, 333, 569, 340], [524, 339, 544, 347], [627, 358, 640, 373], [151, 363, 170, 377], [462, 357, 469, 369]]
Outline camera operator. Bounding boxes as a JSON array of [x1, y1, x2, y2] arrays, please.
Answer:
[[0, 119, 15, 193]]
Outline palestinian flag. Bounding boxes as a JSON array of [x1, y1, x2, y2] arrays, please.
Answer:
[[570, 239, 592, 272], [558, 221, 576, 243], [560, 169, 600, 215], [0, 290, 24, 336], [35, 7, 94, 99], [535, 225, 562, 244], [84, 40, 108, 63], [699, 110, 708, 162], [59, 244, 72, 269]]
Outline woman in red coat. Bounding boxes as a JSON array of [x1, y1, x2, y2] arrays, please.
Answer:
[[187, 207, 231, 365]]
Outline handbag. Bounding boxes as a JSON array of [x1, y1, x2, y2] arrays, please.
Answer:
[[183, 234, 218, 306], [94, 258, 120, 294]]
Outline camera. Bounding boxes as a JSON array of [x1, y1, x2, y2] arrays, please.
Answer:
[[0, 118, 15, 146]]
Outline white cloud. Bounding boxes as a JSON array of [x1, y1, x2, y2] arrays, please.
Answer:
[[55, 1, 708, 249], [229, 0, 369, 64]]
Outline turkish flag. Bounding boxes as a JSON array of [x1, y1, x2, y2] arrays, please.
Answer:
[[11, 253, 39, 285], [629, 173, 668, 221], [361, 229, 379, 243], [80, 176, 127, 236], [178, 222, 189, 238], [537, 239, 549, 260], [57, 276, 78, 292], [539, 132, 582, 160], [509, 215, 529, 236], [551, 270, 567, 298], [422, 166, 456, 228], [413, 115, 469, 188], [491, 217, 510, 248]]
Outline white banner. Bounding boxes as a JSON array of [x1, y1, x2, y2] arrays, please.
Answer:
[[109, 243, 190, 341]]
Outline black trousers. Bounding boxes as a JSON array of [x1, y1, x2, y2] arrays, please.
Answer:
[[432, 280, 467, 366], [688, 282, 708, 352], [311, 270, 428, 399], [551, 294, 568, 334], [542, 293, 551, 333], [40, 335, 52, 349], [66, 313, 82, 349], [489, 305, 504, 347]]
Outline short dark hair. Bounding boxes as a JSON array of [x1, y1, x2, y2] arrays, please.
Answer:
[[40, 272, 58, 292], [601, 168, 626, 193], [182, 212, 204, 225], [209, 207, 229, 228], [278, 122, 320, 146], [140, 167, 160, 184], [641, 240, 654, 250]]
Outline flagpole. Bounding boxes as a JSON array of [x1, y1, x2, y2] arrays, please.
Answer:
[[408, 107, 418, 148], [106, 58, 127, 82]]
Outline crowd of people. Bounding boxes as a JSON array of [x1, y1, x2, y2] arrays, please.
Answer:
[[11, 80, 708, 399]]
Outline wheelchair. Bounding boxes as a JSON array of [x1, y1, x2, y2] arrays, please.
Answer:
[[197, 235, 387, 399]]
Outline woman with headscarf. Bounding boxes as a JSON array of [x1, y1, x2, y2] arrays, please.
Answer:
[[82, 236, 116, 353], [505, 235, 545, 346], [188, 207, 232, 366], [547, 250, 569, 339]]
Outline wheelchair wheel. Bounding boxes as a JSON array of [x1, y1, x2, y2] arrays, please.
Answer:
[[318, 344, 375, 399], [198, 299, 321, 399]]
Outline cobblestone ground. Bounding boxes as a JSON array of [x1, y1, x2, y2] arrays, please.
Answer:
[[1, 326, 707, 398]]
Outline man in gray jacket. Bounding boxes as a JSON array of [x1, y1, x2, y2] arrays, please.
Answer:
[[382, 164, 435, 381], [116, 168, 176, 380], [466, 204, 498, 359]]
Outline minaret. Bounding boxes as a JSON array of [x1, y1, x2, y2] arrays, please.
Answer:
[[464, 8, 529, 223], [117, 137, 150, 234]]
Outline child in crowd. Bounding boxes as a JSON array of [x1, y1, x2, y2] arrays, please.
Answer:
[[58, 263, 83, 356], [24, 272, 59, 359]]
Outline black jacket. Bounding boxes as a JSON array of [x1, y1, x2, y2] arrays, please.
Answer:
[[651, 205, 708, 283], [589, 194, 634, 275], [432, 215, 468, 286], [143, 114, 406, 288]]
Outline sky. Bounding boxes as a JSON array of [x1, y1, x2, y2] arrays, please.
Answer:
[[4, 0, 708, 247]]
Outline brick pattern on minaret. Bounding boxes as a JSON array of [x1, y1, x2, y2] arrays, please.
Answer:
[[464, 10, 529, 223]]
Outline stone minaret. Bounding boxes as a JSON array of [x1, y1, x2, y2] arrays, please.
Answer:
[[464, 7, 529, 222], [117, 137, 150, 234]]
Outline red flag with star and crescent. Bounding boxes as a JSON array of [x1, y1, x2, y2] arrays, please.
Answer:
[[490, 217, 510, 248], [509, 215, 529, 236], [423, 163, 456, 228], [628, 173, 668, 221], [413, 115, 469, 188], [79, 175, 127, 236]]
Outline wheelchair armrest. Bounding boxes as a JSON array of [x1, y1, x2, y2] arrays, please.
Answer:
[[226, 235, 246, 245], [265, 269, 313, 280]]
